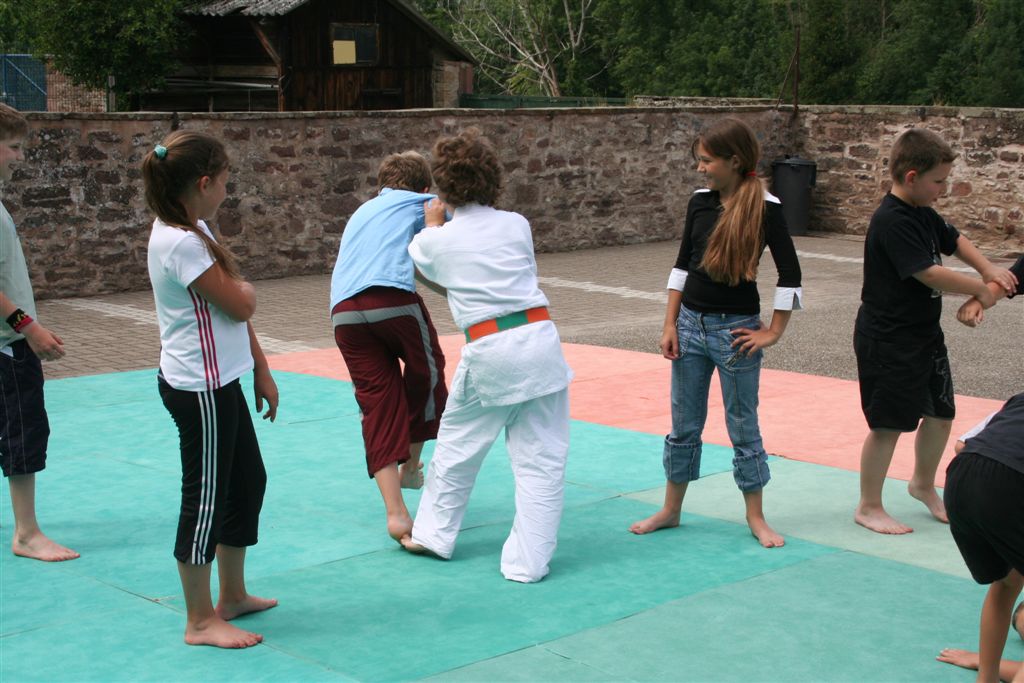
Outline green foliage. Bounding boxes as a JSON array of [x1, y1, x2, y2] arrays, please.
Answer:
[[0, 0, 33, 50], [956, 0, 1024, 107], [798, 0, 883, 104], [12, 0, 189, 95], [856, 0, 976, 105]]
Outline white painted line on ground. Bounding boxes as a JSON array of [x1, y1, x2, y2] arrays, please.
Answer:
[[54, 299, 315, 354], [537, 276, 665, 301], [796, 249, 974, 272], [539, 250, 974, 303]]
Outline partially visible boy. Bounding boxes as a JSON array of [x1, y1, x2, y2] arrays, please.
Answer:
[[330, 151, 448, 541], [938, 391, 1024, 683], [853, 128, 1017, 535], [0, 103, 78, 561]]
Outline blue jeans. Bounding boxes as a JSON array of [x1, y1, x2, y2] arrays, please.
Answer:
[[663, 306, 771, 492]]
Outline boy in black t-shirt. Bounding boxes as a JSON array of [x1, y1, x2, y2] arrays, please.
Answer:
[[937, 392, 1024, 683], [853, 128, 1018, 536]]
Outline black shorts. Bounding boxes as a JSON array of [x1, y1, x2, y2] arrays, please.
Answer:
[[0, 340, 50, 477], [944, 452, 1024, 584], [853, 331, 955, 431]]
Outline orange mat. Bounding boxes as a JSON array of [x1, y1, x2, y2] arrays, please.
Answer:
[[269, 336, 1004, 487]]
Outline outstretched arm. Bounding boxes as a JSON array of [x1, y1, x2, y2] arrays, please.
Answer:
[[914, 265, 996, 307], [955, 235, 1018, 294]]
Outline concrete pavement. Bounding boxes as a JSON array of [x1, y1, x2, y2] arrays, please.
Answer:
[[36, 233, 1021, 399]]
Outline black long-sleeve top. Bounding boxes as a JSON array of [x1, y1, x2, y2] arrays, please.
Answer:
[[673, 189, 803, 315]]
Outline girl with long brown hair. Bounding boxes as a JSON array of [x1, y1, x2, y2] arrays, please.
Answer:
[[630, 118, 803, 547], [143, 130, 279, 648]]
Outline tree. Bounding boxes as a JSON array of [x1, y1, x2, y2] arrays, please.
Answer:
[[855, 0, 976, 105], [13, 0, 189, 97], [0, 0, 33, 51], [598, 0, 791, 99], [415, 0, 603, 97], [799, 0, 884, 104], [957, 0, 1024, 107]]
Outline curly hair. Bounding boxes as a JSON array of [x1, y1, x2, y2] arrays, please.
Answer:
[[430, 128, 502, 207]]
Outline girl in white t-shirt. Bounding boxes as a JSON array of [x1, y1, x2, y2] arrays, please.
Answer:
[[143, 130, 279, 649]]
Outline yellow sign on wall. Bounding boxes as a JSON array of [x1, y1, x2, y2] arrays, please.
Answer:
[[332, 40, 357, 65]]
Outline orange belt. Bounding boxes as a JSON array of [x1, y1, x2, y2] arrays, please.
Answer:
[[464, 307, 550, 342]]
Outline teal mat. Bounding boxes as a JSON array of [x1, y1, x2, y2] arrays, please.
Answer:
[[1, 369, 1016, 682], [451, 552, 1023, 682]]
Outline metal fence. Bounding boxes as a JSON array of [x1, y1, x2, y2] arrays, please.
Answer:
[[460, 93, 629, 109], [1, 54, 47, 111]]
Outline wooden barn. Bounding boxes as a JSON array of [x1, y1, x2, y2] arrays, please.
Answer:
[[138, 0, 475, 112]]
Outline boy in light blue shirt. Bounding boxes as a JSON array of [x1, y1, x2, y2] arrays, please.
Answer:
[[330, 152, 449, 541]]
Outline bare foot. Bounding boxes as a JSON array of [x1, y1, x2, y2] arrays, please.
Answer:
[[936, 648, 979, 671], [387, 512, 413, 542], [747, 517, 785, 548], [12, 531, 80, 562], [215, 594, 278, 621], [854, 504, 913, 534], [399, 462, 424, 490], [629, 508, 680, 535], [185, 616, 263, 648], [908, 483, 949, 523], [400, 535, 444, 558]]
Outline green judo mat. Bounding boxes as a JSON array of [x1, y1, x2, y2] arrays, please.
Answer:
[[1, 370, 1021, 682]]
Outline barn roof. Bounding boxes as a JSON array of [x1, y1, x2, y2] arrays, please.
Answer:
[[184, 0, 476, 63]]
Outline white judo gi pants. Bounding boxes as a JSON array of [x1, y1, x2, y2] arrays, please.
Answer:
[[410, 384, 570, 583]]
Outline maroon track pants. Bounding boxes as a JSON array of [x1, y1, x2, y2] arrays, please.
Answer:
[[332, 287, 448, 477]]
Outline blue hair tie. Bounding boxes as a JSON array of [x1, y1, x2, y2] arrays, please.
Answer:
[[153, 144, 167, 159]]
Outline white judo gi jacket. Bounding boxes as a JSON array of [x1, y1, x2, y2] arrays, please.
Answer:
[[407, 203, 573, 582]]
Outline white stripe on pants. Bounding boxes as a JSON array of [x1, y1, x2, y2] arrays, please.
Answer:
[[411, 384, 569, 583]]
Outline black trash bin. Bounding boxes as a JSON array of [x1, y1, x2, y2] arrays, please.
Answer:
[[770, 156, 816, 236]]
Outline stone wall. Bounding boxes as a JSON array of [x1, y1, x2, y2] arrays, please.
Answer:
[[798, 105, 1024, 249], [4, 104, 1022, 299]]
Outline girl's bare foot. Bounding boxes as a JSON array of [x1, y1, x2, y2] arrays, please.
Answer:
[[908, 483, 949, 523], [936, 648, 979, 671], [387, 512, 413, 542], [399, 462, 424, 490], [12, 531, 80, 562], [629, 508, 680, 535], [185, 616, 263, 648], [215, 595, 278, 621], [747, 517, 785, 548], [854, 504, 913, 534]]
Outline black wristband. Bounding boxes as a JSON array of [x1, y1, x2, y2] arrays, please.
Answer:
[[6, 308, 29, 330]]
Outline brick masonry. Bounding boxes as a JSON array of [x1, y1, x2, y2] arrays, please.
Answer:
[[4, 105, 1022, 299]]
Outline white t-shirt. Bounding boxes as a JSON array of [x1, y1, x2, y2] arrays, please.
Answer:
[[147, 218, 253, 391], [409, 204, 572, 407]]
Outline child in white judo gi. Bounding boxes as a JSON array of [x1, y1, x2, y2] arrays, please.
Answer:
[[400, 128, 573, 583]]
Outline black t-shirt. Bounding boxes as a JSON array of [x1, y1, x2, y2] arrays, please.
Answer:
[[1007, 255, 1024, 299], [673, 189, 802, 315], [856, 193, 960, 342], [962, 392, 1024, 477]]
